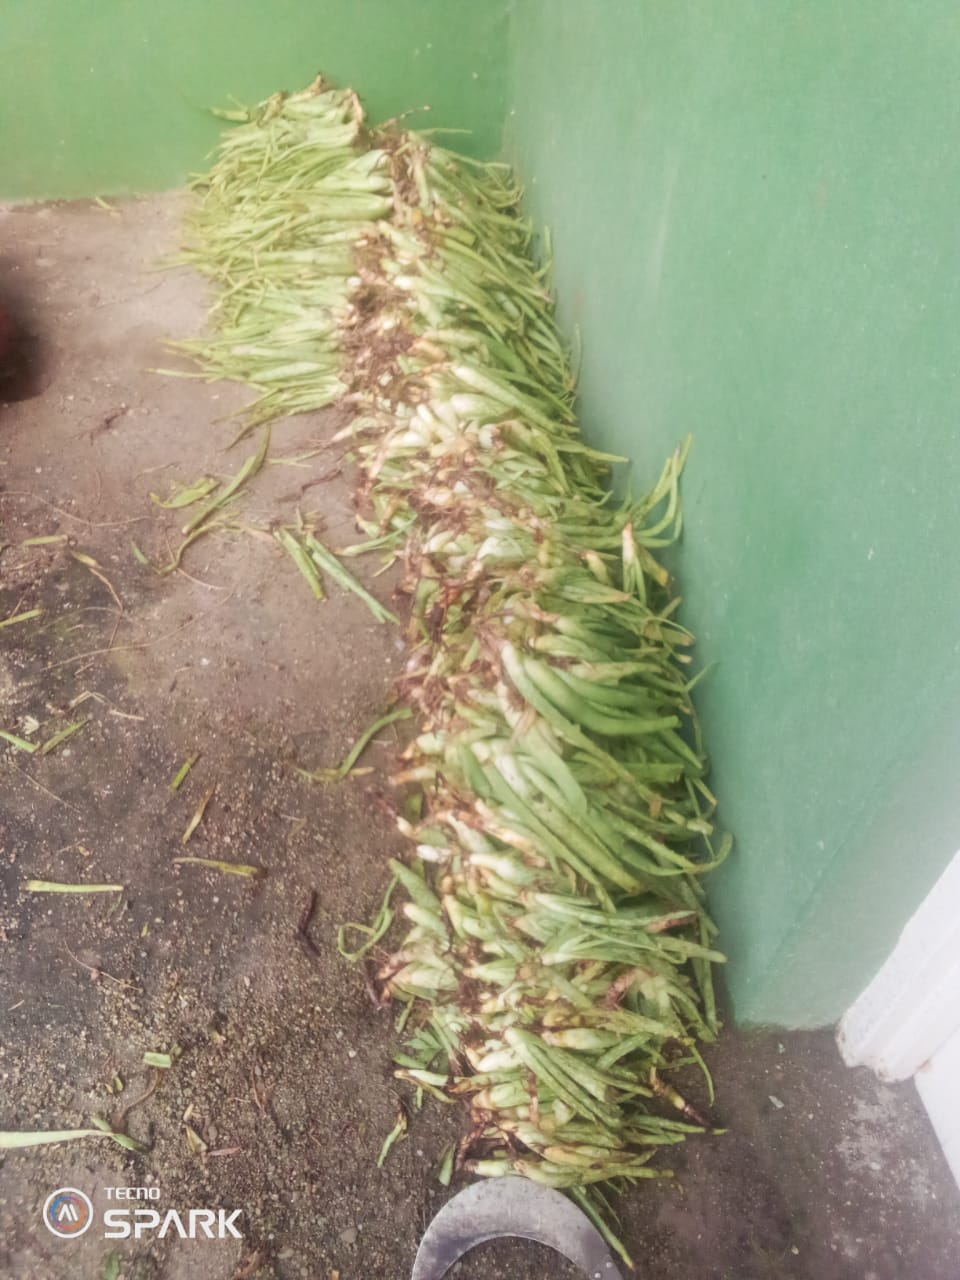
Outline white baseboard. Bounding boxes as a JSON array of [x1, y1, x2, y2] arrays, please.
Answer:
[[837, 848, 960, 1193], [837, 849, 960, 1081], [916, 1025, 960, 1188]]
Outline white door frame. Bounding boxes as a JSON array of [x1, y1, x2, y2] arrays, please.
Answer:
[[837, 848, 960, 1186]]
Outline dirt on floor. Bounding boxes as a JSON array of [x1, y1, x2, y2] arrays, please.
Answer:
[[0, 196, 958, 1280]]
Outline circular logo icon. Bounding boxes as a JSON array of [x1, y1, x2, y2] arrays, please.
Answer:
[[42, 1188, 94, 1238]]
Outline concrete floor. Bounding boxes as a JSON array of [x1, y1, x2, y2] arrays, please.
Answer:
[[0, 195, 958, 1280]]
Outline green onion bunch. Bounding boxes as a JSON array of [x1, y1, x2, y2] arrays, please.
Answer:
[[176, 79, 393, 423], [181, 77, 729, 1264]]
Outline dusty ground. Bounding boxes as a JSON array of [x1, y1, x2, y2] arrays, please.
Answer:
[[0, 196, 958, 1280]]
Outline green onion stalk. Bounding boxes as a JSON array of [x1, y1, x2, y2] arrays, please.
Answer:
[[179, 76, 730, 1266]]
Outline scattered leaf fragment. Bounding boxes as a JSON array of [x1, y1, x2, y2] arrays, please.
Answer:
[[275, 527, 326, 600], [170, 752, 200, 792], [0, 1129, 97, 1150], [181, 784, 216, 843], [143, 1052, 173, 1070], [173, 856, 263, 879], [306, 532, 398, 623], [40, 718, 88, 756], [299, 707, 411, 783], [0, 608, 43, 630], [105, 1072, 125, 1096], [151, 476, 219, 509], [89, 1114, 144, 1151], [437, 1141, 457, 1187], [183, 427, 271, 535], [0, 1124, 141, 1153], [158, 517, 225, 575], [25, 880, 123, 894], [376, 1106, 409, 1168], [68, 551, 123, 610], [184, 1123, 208, 1155]]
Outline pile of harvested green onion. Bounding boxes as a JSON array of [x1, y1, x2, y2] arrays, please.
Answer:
[[179, 77, 729, 1265]]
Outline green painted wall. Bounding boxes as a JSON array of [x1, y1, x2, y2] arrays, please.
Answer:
[[0, 0, 507, 198], [506, 1, 960, 1026], [4, 0, 957, 1028]]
